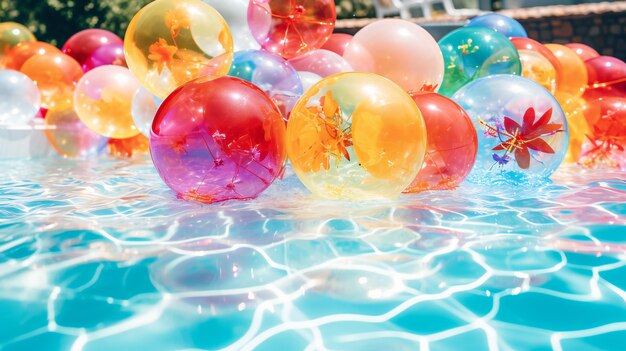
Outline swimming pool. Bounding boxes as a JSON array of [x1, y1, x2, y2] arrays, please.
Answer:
[[1, 158, 625, 350]]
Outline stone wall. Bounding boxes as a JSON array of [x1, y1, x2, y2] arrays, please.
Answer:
[[514, 8, 626, 59], [335, 1, 626, 60]]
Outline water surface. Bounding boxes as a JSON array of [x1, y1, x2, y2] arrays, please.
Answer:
[[1, 159, 625, 351]]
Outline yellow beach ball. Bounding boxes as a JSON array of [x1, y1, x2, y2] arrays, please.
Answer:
[[124, 0, 234, 98], [287, 72, 427, 200]]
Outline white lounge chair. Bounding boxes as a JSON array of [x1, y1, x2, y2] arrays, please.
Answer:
[[374, 0, 482, 19]]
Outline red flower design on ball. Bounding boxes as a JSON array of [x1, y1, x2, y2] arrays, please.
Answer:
[[480, 107, 564, 170]]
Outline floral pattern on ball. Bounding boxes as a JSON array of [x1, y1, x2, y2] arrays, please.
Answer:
[[247, 0, 336, 59], [124, 0, 234, 98], [295, 91, 353, 172], [479, 107, 564, 170], [150, 76, 287, 204], [580, 97, 626, 170], [453, 75, 569, 184], [287, 72, 427, 200]]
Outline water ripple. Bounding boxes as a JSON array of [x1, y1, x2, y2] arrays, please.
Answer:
[[0, 158, 625, 350]]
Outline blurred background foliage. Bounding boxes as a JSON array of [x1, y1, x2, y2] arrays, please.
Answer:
[[336, 0, 376, 18], [0, 0, 153, 46], [0, 0, 375, 46]]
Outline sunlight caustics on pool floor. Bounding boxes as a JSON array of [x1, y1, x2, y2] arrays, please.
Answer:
[[1, 159, 625, 350]]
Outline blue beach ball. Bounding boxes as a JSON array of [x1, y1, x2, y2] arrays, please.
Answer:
[[467, 13, 528, 38], [453, 75, 569, 184]]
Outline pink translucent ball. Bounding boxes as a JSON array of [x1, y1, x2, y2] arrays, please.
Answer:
[[247, 0, 336, 59], [343, 19, 444, 93], [150, 76, 288, 204], [84, 43, 127, 72], [288, 49, 352, 78], [321, 33, 353, 56], [62, 29, 123, 71]]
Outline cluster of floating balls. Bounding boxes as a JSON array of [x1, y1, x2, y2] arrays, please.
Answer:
[[1, 1, 625, 204]]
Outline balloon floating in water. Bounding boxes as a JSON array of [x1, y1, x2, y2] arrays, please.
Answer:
[[131, 87, 163, 137], [343, 19, 443, 94], [84, 43, 127, 71], [565, 43, 599, 62], [289, 49, 352, 78], [548, 48, 588, 163], [584, 56, 626, 100], [405, 92, 477, 193], [466, 13, 528, 38], [0, 22, 36, 63], [20, 52, 83, 110], [298, 71, 322, 92], [203, 0, 259, 51], [3, 41, 61, 71], [62, 29, 123, 71], [228, 50, 303, 119], [45, 108, 109, 158], [510, 37, 561, 77], [124, 0, 234, 98], [74, 65, 141, 139], [321, 33, 352, 56], [438, 27, 521, 97], [150, 76, 287, 204], [0, 70, 40, 126], [580, 97, 626, 169], [287, 72, 427, 200], [518, 49, 557, 94], [247, 0, 336, 59], [556, 92, 588, 163], [545, 44, 587, 98], [453, 75, 569, 184], [108, 134, 150, 158]]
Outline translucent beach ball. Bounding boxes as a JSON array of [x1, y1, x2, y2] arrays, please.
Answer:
[[566, 43, 599, 62], [511, 37, 561, 85], [288, 49, 352, 78], [321, 33, 352, 56], [343, 19, 443, 94], [453, 75, 569, 184], [298, 71, 322, 92], [228, 50, 303, 119], [287, 72, 427, 200], [131, 87, 163, 137], [405, 92, 477, 192], [74, 65, 142, 139], [3, 41, 61, 71], [20, 52, 83, 110], [579, 97, 626, 169], [84, 43, 127, 71], [545, 44, 587, 98], [62, 29, 123, 71], [150, 76, 287, 204], [557, 92, 588, 163], [247, 0, 336, 59], [518, 49, 557, 94], [203, 0, 260, 51], [0, 70, 40, 126], [44, 109, 109, 158], [108, 134, 150, 158], [438, 27, 521, 97], [0, 22, 36, 64], [583, 56, 626, 100], [124, 0, 234, 98], [466, 13, 528, 38]]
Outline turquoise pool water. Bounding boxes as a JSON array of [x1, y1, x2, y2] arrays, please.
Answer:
[[1, 159, 625, 351]]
